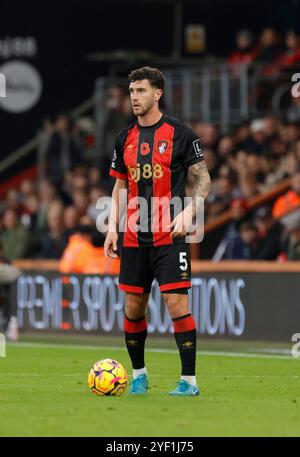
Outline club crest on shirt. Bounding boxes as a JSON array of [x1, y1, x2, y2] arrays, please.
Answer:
[[157, 140, 168, 154]]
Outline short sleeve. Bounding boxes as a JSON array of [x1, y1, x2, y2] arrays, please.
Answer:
[[182, 126, 204, 167], [109, 135, 127, 180]]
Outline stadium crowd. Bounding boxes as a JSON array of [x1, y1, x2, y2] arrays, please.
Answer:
[[228, 27, 300, 75], [2, 26, 300, 265], [1, 112, 300, 263]]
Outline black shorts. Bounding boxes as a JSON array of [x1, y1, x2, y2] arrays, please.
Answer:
[[118, 243, 191, 294]]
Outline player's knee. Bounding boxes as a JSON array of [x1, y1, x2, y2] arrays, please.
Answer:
[[125, 293, 148, 320], [163, 293, 189, 318]]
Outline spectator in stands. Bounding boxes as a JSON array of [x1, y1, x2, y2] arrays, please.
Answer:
[[4, 189, 21, 214], [248, 119, 267, 155], [87, 186, 108, 222], [88, 166, 101, 187], [272, 171, 300, 218], [263, 29, 300, 77], [0, 208, 29, 260], [19, 179, 35, 202], [285, 211, 300, 260], [260, 152, 283, 190], [207, 176, 236, 214], [193, 122, 219, 149], [255, 28, 284, 64], [217, 135, 235, 166], [99, 86, 130, 191], [72, 189, 90, 218], [234, 122, 255, 151], [75, 116, 96, 156], [38, 202, 68, 259], [263, 115, 281, 140], [0, 241, 21, 339], [220, 221, 259, 260], [37, 117, 54, 181], [213, 199, 253, 260], [79, 214, 94, 226], [63, 206, 80, 236], [228, 29, 258, 68], [286, 92, 300, 122], [254, 205, 283, 260], [59, 225, 120, 274], [71, 173, 89, 192], [45, 113, 84, 185], [293, 139, 300, 162], [279, 122, 299, 146], [238, 175, 260, 199], [36, 180, 61, 232], [21, 194, 42, 257]]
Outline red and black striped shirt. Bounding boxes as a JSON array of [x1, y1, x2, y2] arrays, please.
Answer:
[[109, 114, 204, 247]]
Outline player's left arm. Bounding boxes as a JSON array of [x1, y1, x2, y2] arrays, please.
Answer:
[[169, 125, 212, 238], [169, 160, 211, 238], [187, 160, 212, 216]]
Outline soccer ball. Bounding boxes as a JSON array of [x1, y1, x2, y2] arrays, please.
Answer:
[[88, 358, 127, 396]]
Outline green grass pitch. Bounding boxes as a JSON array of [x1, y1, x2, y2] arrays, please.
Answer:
[[0, 335, 299, 437]]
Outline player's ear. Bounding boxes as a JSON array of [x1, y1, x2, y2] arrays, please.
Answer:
[[155, 88, 163, 102]]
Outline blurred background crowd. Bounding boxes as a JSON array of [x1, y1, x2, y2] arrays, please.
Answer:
[[2, 2, 300, 267], [2, 0, 300, 340], [2, 110, 300, 263]]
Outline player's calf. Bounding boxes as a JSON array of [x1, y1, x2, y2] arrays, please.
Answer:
[[170, 313, 200, 396], [124, 313, 148, 395]]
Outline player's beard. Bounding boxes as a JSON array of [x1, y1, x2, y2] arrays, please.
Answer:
[[133, 99, 155, 118]]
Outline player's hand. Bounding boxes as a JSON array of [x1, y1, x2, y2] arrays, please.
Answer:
[[168, 206, 193, 239], [104, 232, 119, 258]]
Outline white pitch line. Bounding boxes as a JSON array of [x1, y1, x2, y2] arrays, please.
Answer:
[[6, 341, 297, 361], [0, 373, 298, 378]]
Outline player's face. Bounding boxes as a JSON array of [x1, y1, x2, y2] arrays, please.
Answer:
[[129, 79, 162, 116]]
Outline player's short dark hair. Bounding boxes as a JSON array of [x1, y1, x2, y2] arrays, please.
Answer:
[[128, 66, 165, 90]]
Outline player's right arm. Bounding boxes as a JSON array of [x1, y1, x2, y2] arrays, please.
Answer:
[[104, 132, 128, 258], [104, 178, 128, 258]]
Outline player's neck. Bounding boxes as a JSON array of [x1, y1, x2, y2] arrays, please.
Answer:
[[138, 109, 163, 127]]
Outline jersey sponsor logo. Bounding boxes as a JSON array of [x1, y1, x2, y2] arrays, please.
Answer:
[[192, 139, 203, 158], [157, 140, 168, 154], [127, 163, 163, 182], [140, 142, 150, 155]]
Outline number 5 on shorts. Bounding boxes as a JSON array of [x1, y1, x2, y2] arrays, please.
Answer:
[[179, 252, 188, 271]]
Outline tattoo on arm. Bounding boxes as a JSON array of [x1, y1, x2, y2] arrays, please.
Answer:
[[187, 161, 212, 215]]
